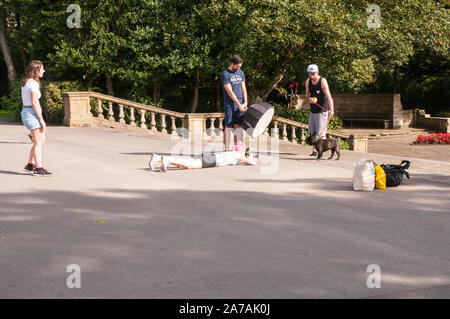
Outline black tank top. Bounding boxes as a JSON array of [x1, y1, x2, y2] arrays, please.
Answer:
[[309, 77, 327, 113]]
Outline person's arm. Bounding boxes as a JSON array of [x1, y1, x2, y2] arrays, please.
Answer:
[[31, 87, 46, 130], [238, 152, 256, 166], [224, 84, 246, 113], [305, 79, 314, 104], [241, 80, 248, 110], [244, 154, 256, 166], [321, 78, 334, 116]]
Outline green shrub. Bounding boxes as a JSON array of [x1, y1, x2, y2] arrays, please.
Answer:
[[0, 80, 87, 123], [42, 81, 86, 124], [0, 82, 22, 120]]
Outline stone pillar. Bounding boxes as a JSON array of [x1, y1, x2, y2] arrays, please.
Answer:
[[349, 135, 368, 152], [183, 114, 206, 138], [63, 92, 94, 127], [183, 113, 206, 155]]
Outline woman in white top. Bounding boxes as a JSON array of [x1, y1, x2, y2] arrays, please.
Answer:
[[149, 149, 256, 172], [21, 60, 52, 176]]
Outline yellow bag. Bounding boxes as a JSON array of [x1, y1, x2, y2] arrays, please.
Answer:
[[375, 165, 386, 190]]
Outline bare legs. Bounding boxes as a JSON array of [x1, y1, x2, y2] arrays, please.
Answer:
[[165, 156, 203, 169], [224, 125, 244, 151], [29, 127, 45, 167], [224, 126, 234, 151]]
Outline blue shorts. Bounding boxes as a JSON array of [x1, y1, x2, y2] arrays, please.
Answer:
[[21, 108, 42, 131], [224, 103, 244, 127]]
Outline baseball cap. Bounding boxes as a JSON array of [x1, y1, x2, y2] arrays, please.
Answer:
[[307, 64, 319, 73]]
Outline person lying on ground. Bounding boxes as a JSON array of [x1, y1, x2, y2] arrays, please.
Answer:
[[149, 149, 256, 172]]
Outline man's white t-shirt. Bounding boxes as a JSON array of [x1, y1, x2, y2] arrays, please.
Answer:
[[215, 152, 241, 167], [21, 79, 41, 106]]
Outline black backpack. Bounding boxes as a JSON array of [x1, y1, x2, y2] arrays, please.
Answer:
[[381, 160, 411, 187]]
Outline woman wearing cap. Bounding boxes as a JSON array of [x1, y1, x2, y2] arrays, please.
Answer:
[[21, 60, 52, 176], [304, 64, 334, 157]]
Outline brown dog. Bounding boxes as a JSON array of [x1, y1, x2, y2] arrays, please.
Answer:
[[306, 133, 341, 160]]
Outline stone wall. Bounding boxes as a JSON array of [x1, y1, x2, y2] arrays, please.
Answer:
[[289, 93, 449, 131], [290, 93, 409, 129], [414, 109, 450, 133], [333, 93, 402, 122], [393, 110, 415, 129]]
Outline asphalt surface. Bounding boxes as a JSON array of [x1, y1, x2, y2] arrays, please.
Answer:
[[1, 120, 449, 298]]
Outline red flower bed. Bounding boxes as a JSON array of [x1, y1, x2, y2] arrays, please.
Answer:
[[414, 133, 450, 144]]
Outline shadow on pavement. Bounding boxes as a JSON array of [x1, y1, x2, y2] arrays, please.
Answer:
[[0, 170, 31, 176], [0, 183, 449, 298]]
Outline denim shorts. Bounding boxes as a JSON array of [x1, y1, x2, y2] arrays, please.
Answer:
[[224, 103, 244, 127], [21, 108, 42, 131]]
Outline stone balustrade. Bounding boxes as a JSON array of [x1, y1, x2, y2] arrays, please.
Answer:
[[272, 116, 368, 152], [63, 92, 368, 151]]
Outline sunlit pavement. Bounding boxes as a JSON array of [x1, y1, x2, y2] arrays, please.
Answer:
[[1, 120, 449, 298]]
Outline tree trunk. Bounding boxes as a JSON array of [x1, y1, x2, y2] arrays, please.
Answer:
[[190, 69, 200, 113], [214, 77, 222, 112], [16, 12, 27, 73], [0, 9, 17, 84], [262, 74, 284, 100], [106, 73, 114, 96], [392, 66, 398, 93], [152, 78, 160, 105]]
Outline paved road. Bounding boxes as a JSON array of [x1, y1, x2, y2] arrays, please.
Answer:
[[1, 120, 449, 298], [342, 127, 450, 163]]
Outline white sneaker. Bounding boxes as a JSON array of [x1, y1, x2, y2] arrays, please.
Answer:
[[161, 156, 168, 172], [149, 153, 162, 170]]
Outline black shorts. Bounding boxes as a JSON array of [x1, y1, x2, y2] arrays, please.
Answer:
[[200, 153, 217, 168], [224, 104, 244, 127]]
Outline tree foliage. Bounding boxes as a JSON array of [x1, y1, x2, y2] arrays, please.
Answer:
[[0, 0, 448, 115]]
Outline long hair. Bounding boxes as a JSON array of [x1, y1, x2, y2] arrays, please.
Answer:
[[22, 60, 43, 87]]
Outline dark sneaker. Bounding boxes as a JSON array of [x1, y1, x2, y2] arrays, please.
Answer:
[[24, 163, 36, 173], [310, 151, 318, 157], [33, 167, 52, 176]]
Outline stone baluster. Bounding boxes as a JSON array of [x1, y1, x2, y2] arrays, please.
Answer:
[[282, 123, 288, 141], [97, 99, 104, 120], [217, 117, 224, 136], [299, 128, 305, 145], [170, 116, 178, 137], [140, 110, 147, 129], [291, 125, 297, 143], [150, 112, 157, 132], [160, 114, 167, 134], [273, 121, 279, 138], [108, 101, 114, 121], [129, 107, 136, 127], [209, 117, 216, 137], [203, 118, 209, 139], [119, 104, 125, 125]]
